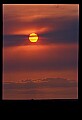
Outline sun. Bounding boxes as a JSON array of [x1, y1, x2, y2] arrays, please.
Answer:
[[29, 33, 38, 42]]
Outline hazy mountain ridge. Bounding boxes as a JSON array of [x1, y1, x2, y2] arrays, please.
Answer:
[[3, 77, 77, 90]]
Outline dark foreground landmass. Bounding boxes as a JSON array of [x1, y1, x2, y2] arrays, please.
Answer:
[[1, 99, 79, 113]]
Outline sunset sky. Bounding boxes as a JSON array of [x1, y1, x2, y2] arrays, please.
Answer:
[[3, 4, 79, 99]]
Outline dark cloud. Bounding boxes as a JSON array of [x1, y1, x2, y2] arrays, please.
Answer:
[[40, 18, 79, 44], [3, 16, 79, 47], [3, 35, 29, 47]]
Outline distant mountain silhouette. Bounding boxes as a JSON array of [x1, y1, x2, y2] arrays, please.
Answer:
[[3, 77, 78, 99], [4, 77, 77, 90]]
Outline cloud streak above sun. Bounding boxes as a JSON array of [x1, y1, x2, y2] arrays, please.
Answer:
[[3, 4, 79, 35]]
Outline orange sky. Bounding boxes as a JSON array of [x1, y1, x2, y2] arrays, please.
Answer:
[[3, 4, 79, 82], [3, 44, 78, 82], [3, 4, 79, 99]]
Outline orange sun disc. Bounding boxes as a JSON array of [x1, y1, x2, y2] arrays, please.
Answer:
[[29, 33, 38, 42]]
